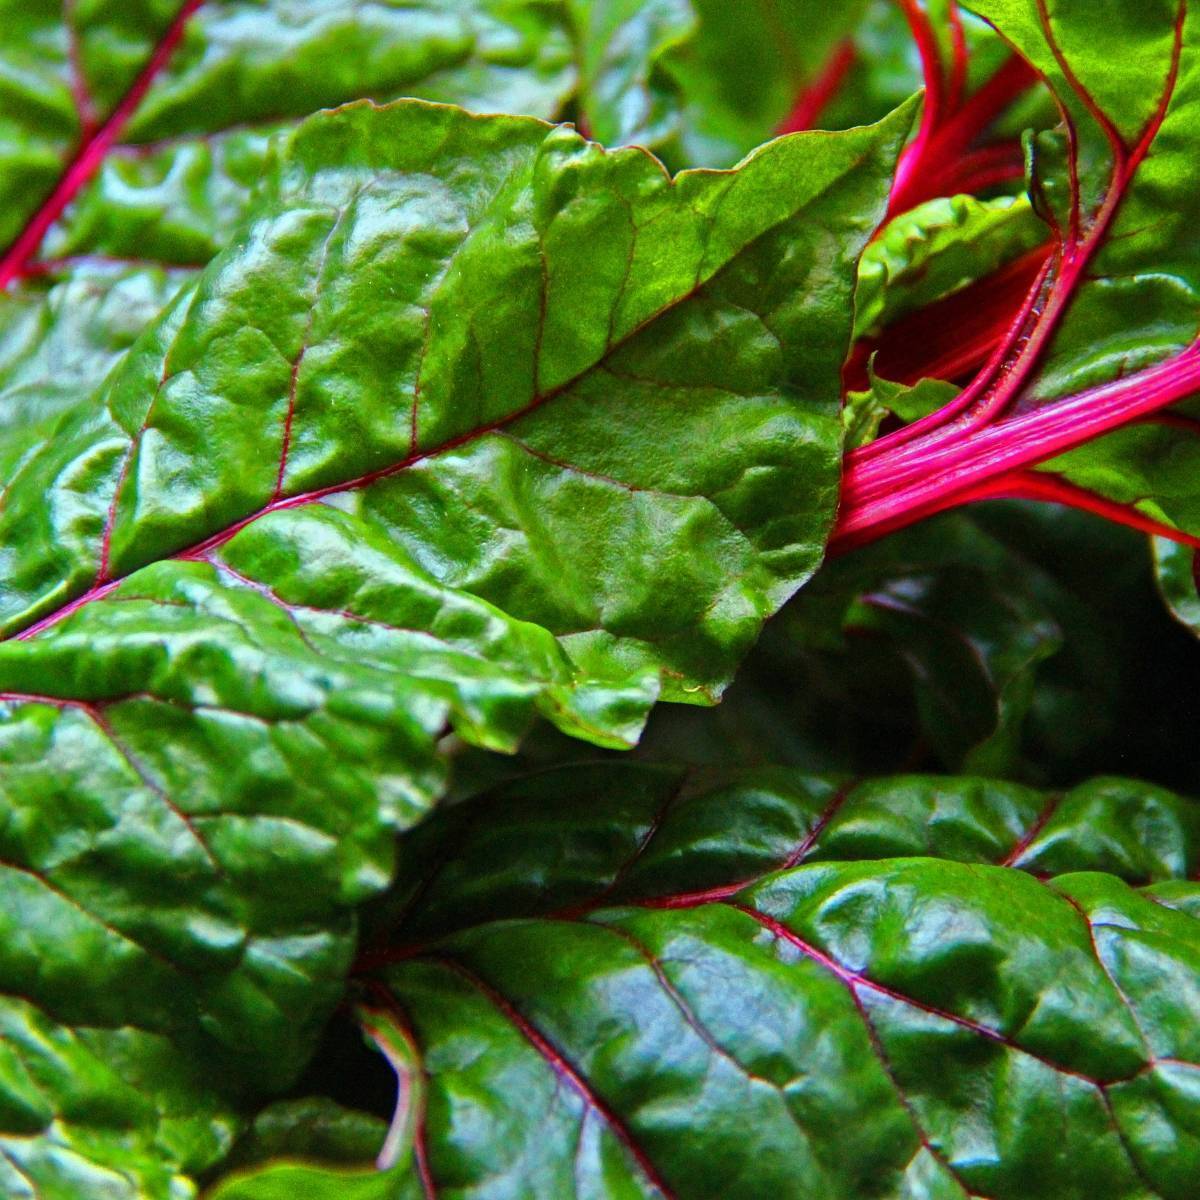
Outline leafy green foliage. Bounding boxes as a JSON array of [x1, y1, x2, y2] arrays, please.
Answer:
[[244, 763, 1200, 1198], [5, 2, 1200, 1197], [0, 76, 908, 1197]]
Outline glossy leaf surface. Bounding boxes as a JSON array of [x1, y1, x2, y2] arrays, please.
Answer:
[[272, 763, 1200, 1199], [0, 98, 907, 1196]]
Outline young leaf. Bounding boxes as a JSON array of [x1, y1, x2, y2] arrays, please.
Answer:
[[203, 1099, 403, 1200], [0, 98, 910, 1195], [853, 192, 1047, 342], [320, 763, 1200, 1199]]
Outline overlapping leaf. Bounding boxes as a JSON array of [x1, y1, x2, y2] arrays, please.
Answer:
[[0, 98, 909, 1196], [214, 764, 1200, 1198], [854, 193, 1047, 343], [0, 0, 885, 472]]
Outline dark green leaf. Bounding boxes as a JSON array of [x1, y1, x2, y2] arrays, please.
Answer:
[[278, 762, 1200, 1199], [0, 98, 909, 1194]]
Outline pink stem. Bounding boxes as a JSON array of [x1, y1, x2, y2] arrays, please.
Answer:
[[777, 41, 857, 134], [833, 344, 1200, 550]]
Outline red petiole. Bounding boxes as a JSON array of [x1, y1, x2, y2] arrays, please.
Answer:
[[832, 0, 1200, 556]]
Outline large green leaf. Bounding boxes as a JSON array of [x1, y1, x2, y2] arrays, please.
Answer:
[[0, 1, 884, 487], [0, 1, 582, 501], [0, 99, 909, 1195], [218, 763, 1200, 1197]]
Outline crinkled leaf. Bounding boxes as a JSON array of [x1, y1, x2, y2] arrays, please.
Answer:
[[0, 99, 909, 1196], [854, 192, 1047, 341], [241, 762, 1200, 1199]]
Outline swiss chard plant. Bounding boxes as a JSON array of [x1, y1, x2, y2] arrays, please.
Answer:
[[3, 1, 1200, 1197]]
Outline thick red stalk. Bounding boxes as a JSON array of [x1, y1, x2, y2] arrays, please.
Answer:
[[851, 250, 1055, 464], [888, 0, 948, 215], [925, 54, 1039, 167], [833, 345, 1200, 551], [838, 1, 1187, 550], [926, 141, 1027, 198], [0, 0, 203, 290]]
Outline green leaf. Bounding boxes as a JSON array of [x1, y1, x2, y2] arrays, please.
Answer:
[[854, 193, 1047, 341], [0, 99, 910, 1195], [246, 762, 1200, 1198], [981, 3, 1198, 441], [1156, 536, 1200, 634], [844, 365, 961, 449], [966, 0, 1200, 546], [791, 512, 1067, 776], [0, 262, 195, 461], [9, 1, 576, 271]]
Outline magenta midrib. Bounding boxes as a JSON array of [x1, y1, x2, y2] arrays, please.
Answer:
[[436, 956, 678, 1200], [0, 0, 204, 291]]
